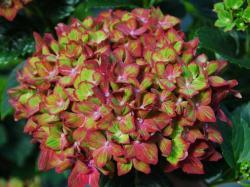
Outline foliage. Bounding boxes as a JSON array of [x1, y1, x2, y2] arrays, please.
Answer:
[[0, 0, 250, 187], [214, 0, 250, 31]]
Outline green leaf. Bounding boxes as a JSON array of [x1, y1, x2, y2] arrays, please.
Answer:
[[0, 61, 26, 120], [219, 102, 250, 168], [224, 0, 244, 10], [214, 2, 225, 12], [218, 121, 235, 168], [232, 102, 250, 162], [196, 27, 250, 69], [243, 6, 250, 22]]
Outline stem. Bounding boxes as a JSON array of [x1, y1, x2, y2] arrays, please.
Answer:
[[245, 27, 250, 56], [230, 31, 240, 56]]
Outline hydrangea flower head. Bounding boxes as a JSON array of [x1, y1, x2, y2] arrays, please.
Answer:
[[9, 8, 240, 187]]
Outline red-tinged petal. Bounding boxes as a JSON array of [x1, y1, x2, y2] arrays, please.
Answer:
[[139, 74, 154, 91], [127, 40, 142, 57], [206, 127, 223, 144], [93, 146, 110, 168], [123, 64, 140, 78], [141, 92, 157, 108], [124, 145, 135, 158], [158, 79, 176, 91], [60, 112, 84, 128], [35, 113, 59, 126], [183, 103, 196, 122], [185, 37, 199, 50], [152, 46, 176, 63], [132, 8, 150, 23], [196, 105, 216, 123], [181, 49, 193, 64], [82, 16, 94, 29], [184, 129, 204, 143], [110, 142, 124, 157], [83, 116, 96, 130], [74, 82, 94, 101], [197, 89, 212, 105], [191, 142, 209, 158], [163, 124, 174, 137], [166, 28, 182, 43], [209, 76, 228, 87], [119, 112, 136, 134], [159, 15, 180, 30], [161, 100, 176, 117], [38, 147, 56, 171], [165, 64, 182, 81], [192, 75, 208, 91], [45, 95, 70, 114], [89, 30, 107, 44], [164, 163, 179, 173], [216, 60, 228, 73], [117, 161, 133, 176], [85, 131, 106, 149], [153, 113, 172, 130], [140, 118, 159, 133], [182, 157, 205, 174], [24, 118, 37, 134], [179, 86, 198, 99], [33, 32, 45, 51], [133, 26, 148, 36], [155, 62, 165, 76], [208, 151, 222, 161], [134, 142, 158, 165], [206, 61, 219, 75], [46, 135, 61, 150], [217, 108, 232, 126], [71, 100, 97, 115], [133, 159, 151, 174], [55, 159, 72, 173], [110, 30, 124, 43], [159, 137, 172, 156], [73, 127, 88, 143], [68, 160, 99, 187]]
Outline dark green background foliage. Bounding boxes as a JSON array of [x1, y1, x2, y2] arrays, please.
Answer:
[[0, 0, 250, 186]]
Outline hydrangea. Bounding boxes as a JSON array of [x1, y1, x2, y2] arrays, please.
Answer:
[[0, 0, 31, 21], [9, 8, 240, 187]]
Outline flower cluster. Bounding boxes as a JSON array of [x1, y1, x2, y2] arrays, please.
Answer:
[[9, 8, 240, 187], [214, 0, 250, 31], [0, 0, 31, 21]]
